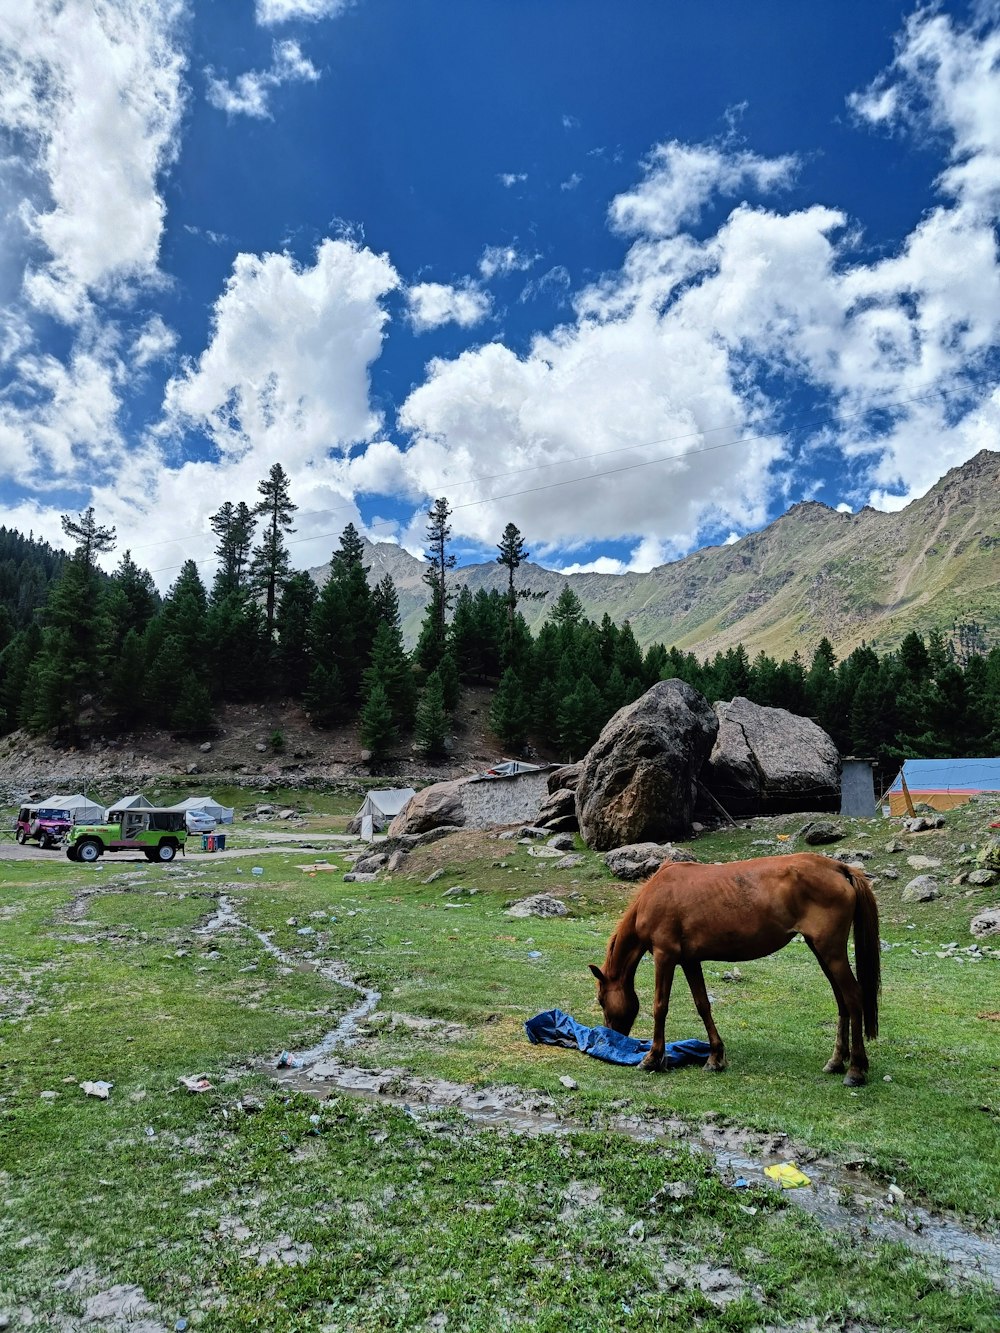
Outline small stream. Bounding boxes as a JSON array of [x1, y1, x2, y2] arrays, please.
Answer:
[[210, 893, 1000, 1291]]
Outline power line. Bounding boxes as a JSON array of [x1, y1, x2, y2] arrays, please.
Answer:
[[134, 387, 955, 580]]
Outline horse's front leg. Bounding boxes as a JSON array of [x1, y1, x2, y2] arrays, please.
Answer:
[[682, 959, 727, 1071], [640, 952, 675, 1071]]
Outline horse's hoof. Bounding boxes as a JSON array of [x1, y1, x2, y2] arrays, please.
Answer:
[[639, 1054, 662, 1072], [823, 1060, 846, 1075], [843, 1071, 867, 1087], [704, 1059, 727, 1073]]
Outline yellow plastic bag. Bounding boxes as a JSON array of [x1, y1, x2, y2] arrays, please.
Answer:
[[764, 1162, 811, 1189]]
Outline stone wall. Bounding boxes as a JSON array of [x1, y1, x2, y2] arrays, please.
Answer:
[[459, 770, 552, 828]]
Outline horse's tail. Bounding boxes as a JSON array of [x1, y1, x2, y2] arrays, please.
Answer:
[[844, 865, 881, 1039]]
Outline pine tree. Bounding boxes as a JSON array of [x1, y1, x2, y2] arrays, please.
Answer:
[[250, 464, 297, 636], [496, 521, 547, 643], [210, 501, 255, 598], [360, 679, 396, 758], [275, 572, 318, 697], [60, 507, 116, 574], [437, 650, 461, 712], [328, 523, 377, 704], [416, 497, 456, 672], [414, 669, 448, 759], [489, 667, 530, 751], [362, 619, 416, 730]]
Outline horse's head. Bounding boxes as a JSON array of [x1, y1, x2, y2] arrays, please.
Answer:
[[589, 963, 639, 1035]]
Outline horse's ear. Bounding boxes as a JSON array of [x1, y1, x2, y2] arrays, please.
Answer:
[[588, 964, 606, 982]]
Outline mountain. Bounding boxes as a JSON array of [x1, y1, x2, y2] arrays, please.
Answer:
[[310, 449, 1000, 661]]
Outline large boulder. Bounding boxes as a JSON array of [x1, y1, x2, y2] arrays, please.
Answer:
[[387, 780, 467, 837], [547, 763, 582, 795], [575, 679, 719, 851], [700, 697, 840, 819]]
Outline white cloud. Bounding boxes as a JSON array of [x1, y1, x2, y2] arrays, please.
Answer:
[[835, 502, 853, 513], [407, 281, 491, 332], [498, 172, 528, 188], [478, 245, 537, 280], [163, 238, 399, 465], [206, 40, 320, 120], [0, 342, 125, 488], [561, 172, 582, 191], [0, 0, 186, 323], [256, 0, 352, 23], [132, 315, 178, 368], [609, 140, 798, 239]]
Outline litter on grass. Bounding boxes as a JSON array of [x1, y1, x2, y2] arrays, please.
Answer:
[[276, 1051, 302, 1069], [764, 1163, 812, 1189], [179, 1075, 214, 1094], [525, 1009, 710, 1068], [80, 1080, 113, 1099]]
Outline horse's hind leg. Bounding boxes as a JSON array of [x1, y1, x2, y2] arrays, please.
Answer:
[[681, 960, 726, 1072], [805, 941, 849, 1075], [640, 952, 676, 1072], [812, 941, 869, 1086]]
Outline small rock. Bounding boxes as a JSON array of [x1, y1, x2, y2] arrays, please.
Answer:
[[902, 875, 940, 903], [967, 869, 998, 886], [801, 821, 844, 845], [721, 968, 743, 983], [970, 908, 1000, 939], [884, 840, 905, 854], [558, 1076, 578, 1090], [199, 741, 212, 753], [907, 855, 942, 870], [505, 894, 569, 919]]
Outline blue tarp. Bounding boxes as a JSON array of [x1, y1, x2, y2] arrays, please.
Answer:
[[525, 1008, 711, 1068]]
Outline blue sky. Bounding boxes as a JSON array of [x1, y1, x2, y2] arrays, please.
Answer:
[[2, 1, 1000, 588]]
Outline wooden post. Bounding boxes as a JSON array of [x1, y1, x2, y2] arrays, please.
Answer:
[[697, 780, 739, 828], [899, 771, 916, 818]]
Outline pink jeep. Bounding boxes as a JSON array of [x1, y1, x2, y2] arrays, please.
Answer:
[[15, 804, 73, 849]]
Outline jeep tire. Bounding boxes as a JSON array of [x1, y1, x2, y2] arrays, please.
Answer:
[[15, 828, 26, 844], [155, 841, 177, 863], [76, 839, 102, 863]]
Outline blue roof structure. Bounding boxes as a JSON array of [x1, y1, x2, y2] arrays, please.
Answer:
[[888, 759, 1000, 794]]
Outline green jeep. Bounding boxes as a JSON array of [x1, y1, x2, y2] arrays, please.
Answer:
[[66, 807, 188, 863]]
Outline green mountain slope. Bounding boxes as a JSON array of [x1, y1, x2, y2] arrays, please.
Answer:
[[310, 449, 1000, 660]]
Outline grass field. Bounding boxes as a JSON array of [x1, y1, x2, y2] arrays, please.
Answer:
[[1, 801, 999, 1330]]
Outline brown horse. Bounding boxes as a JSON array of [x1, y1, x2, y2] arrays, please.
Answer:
[[590, 852, 881, 1085]]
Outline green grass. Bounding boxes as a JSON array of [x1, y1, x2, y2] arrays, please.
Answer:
[[2, 806, 999, 1329]]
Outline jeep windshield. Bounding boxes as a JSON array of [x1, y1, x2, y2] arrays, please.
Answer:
[[36, 808, 72, 822]]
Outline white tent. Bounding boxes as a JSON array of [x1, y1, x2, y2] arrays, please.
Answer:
[[105, 793, 154, 817], [43, 793, 105, 823], [168, 795, 235, 824], [354, 788, 415, 836]]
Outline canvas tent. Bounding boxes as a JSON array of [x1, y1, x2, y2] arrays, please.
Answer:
[[43, 793, 105, 823], [353, 788, 415, 837], [105, 793, 153, 817], [886, 758, 1000, 816], [168, 795, 235, 824]]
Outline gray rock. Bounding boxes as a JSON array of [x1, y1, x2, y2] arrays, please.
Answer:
[[970, 908, 1000, 938], [199, 741, 213, 753], [353, 852, 388, 874], [902, 875, 940, 903], [907, 855, 942, 870], [538, 813, 580, 834], [386, 849, 408, 873], [505, 894, 569, 918], [547, 833, 576, 851], [603, 842, 699, 881], [881, 868, 900, 880], [903, 815, 946, 832], [967, 868, 998, 886], [388, 781, 467, 836], [700, 696, 840, 818], [801, 821, 844, 845], [343, 871, 379, 883], [547, 763, 582, 795], [884, 840, 905, 853], [519, 826, 550, 839], [536, 786, 577, 829], [576, 679, 718, 850], [553, 854, 585, 870]]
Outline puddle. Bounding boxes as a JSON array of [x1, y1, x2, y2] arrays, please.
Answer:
[[212, 894, 1000, 1292]]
